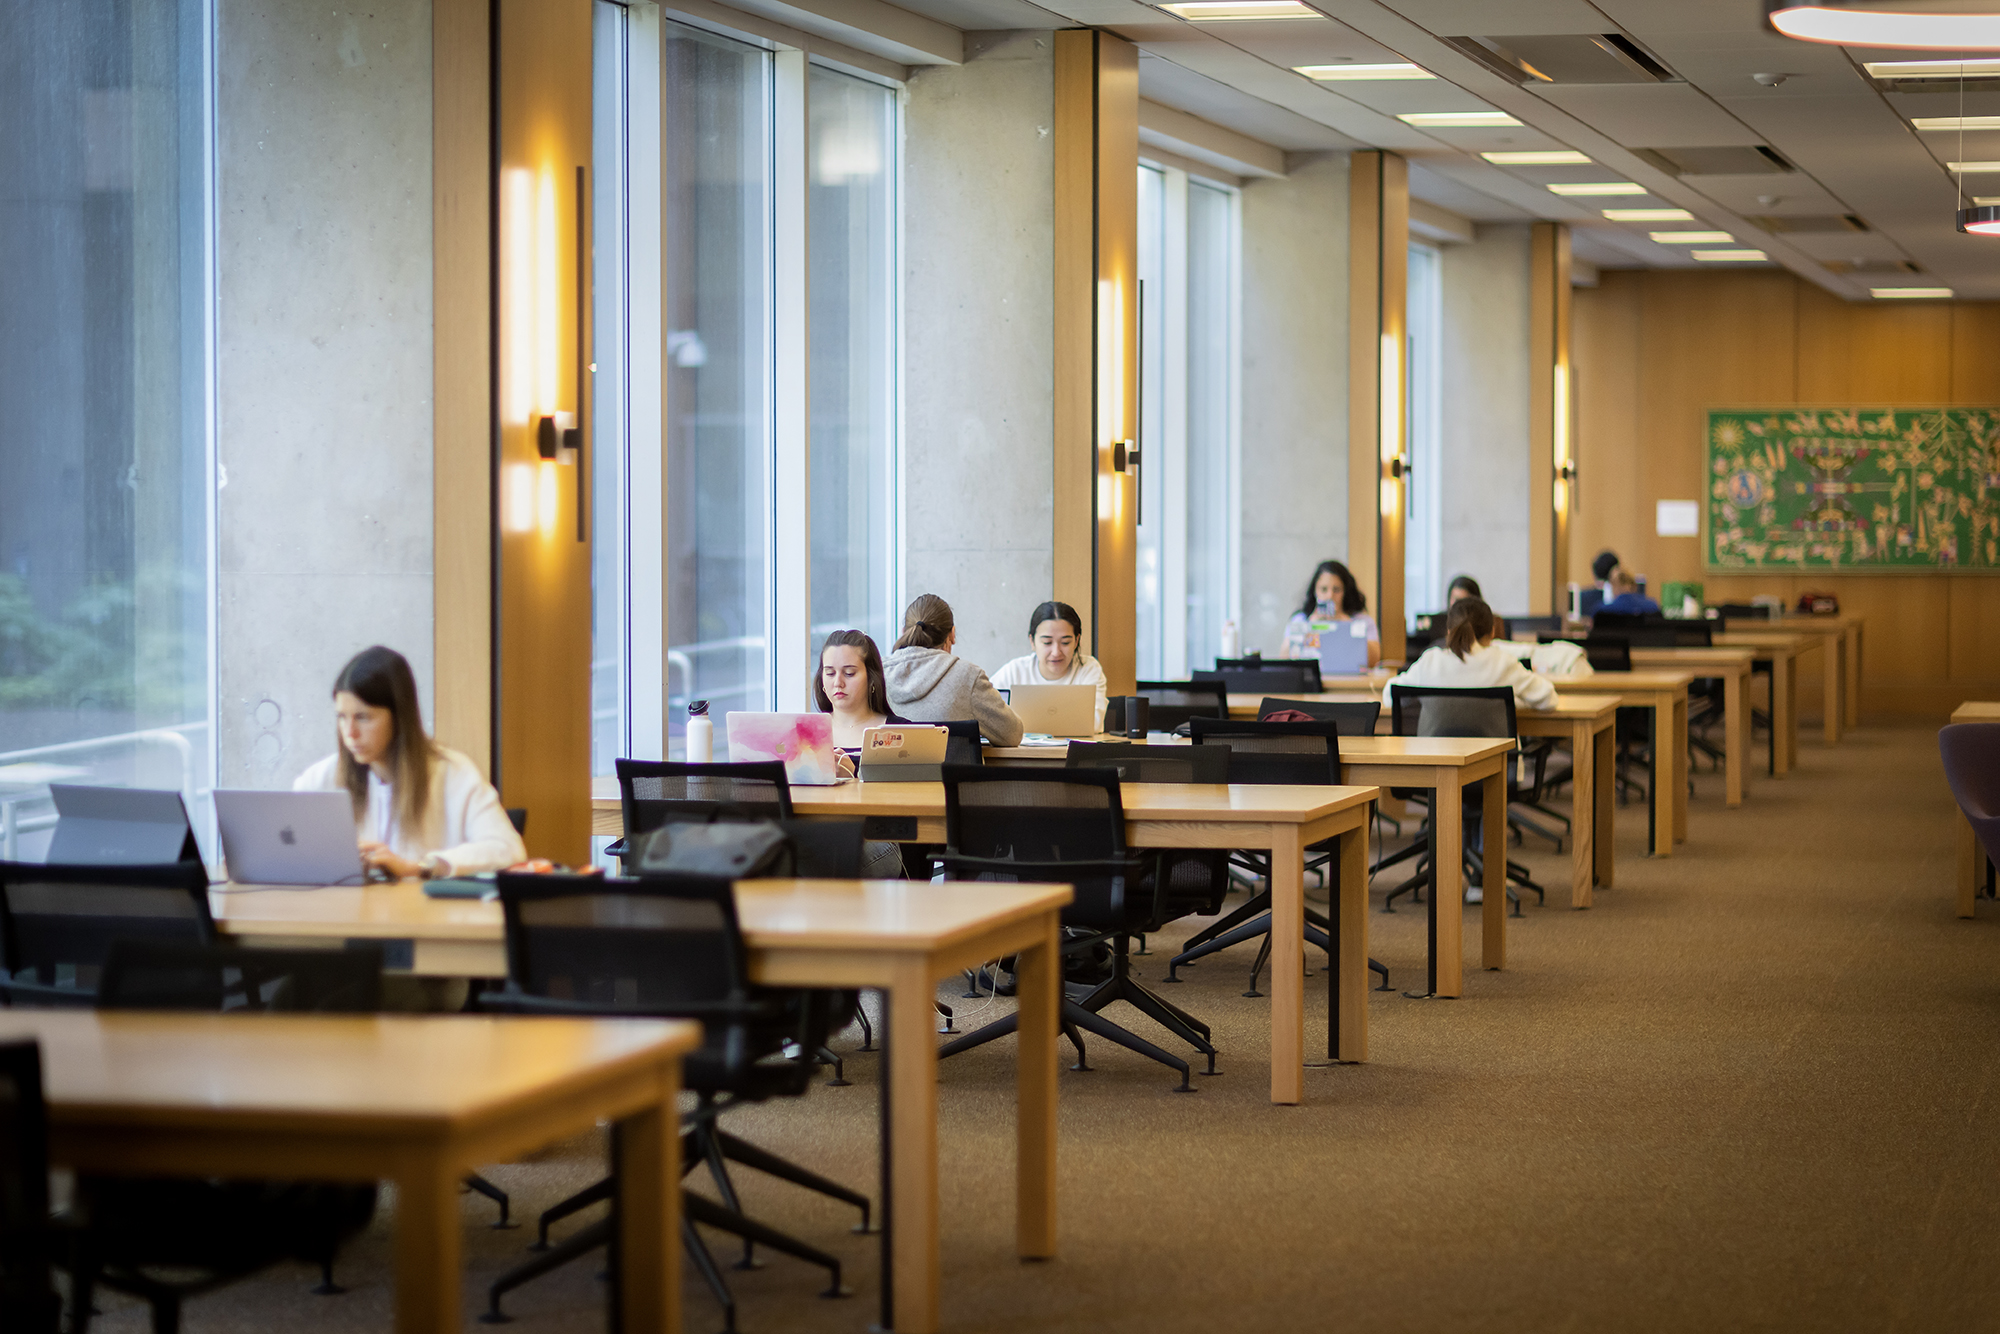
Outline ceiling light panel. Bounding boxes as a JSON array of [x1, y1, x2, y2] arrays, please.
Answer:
[[1949, 161, 2000, 172], [1650, 231, 1735, 243], [1397, 111, 1522, 127], [1158, 1, 1320, 20], [1296, 63, 1433, 80], [1867, 59, 2000, 79], [1871, 287, 1953, 298], [1913, 116, 2000, 132], [1481, 150, 1591, 164], [1548, 181, 1647, 196], [1603, 208, 1694, 221], [1692, 249, 1768, 262]]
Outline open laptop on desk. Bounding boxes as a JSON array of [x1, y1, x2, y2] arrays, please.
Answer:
[[1316, 621, 1371, 675], [212, 789, 365, 886], [1003, 684, 1098, 737], [46, 784, 202, 865], [858, 725, 949, 781], [725, 712, 844, 785]]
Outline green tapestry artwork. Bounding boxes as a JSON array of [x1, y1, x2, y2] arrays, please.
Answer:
[[1706, 407, 2000, 571]]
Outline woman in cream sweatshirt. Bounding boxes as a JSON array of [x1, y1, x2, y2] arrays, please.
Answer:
[[1384, 597, 1557, 715], [882, 594, 1025, 746]]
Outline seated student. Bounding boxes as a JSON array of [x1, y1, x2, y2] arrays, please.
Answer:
[[882, 594, 1025, 746], [811, 629, 908, 879], [989, 600, 1109, 732], [1385, 597, 1556, 715], [1281, 559, 1381, 667], [294, 645, 526, 879], [1446, 574, 1509, 641], [1600, 567, 1662, 616]]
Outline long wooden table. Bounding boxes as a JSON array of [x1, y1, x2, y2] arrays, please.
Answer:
[[1714, 630, 1815, 774], [1625, 647, 1754, 807], [1222, 693, 1616, 908], [0, 1010, 698, 1334], [213, 877, 1070, 1334], [1775, 614, 1863, 740], [593, 778, 1377, 1104], [1527, 672, 1691, 856], [1951, 701, 2000, 919]]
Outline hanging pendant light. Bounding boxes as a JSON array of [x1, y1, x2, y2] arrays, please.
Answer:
[[1766, 1, 2000, 48]]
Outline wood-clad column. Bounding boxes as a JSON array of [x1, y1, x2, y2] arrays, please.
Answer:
[[1054, 29, 1139, 694], [1530, 221, 1573, 615], [433, 0, 491, 774], [494, 0, 593, 861], [1347, 151, 1408, 662]]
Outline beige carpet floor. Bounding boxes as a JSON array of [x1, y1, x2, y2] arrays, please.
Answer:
[[81, 719, 2000, 1333]]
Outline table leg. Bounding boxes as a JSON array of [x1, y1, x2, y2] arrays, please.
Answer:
[[1482, 768, 1507, 966], [1331, 820, 1369, 1061], [1593, 725, 1614, 889], [1821, 636, 1841, 745], [1568, 720, 1594, 908], [1650, 697, 1675, 857], [1846, 626, 1862, 727], [1013, 913, 1058, 1257], [1270, 824, 1307, 1104], [1430, 774, 1464, 998], [393, 1162, 461, 1334], [616, 1080, 681, 1334], [1774, 656, 1795, 776], [1959, 812, 1981, 920], [1672, 696, 1689, 843], [1721, 669, 1744, 808], [883, 959, 941, 1333]]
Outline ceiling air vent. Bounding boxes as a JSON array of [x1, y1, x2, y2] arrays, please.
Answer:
[[1824, 259, 1923, 274], [1440, 33, 1679, 85], [1749, 214, 1869, 233], [1632, 146, 1796, 176]]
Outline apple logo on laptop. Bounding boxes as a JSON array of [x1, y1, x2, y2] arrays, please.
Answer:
[[279, 826, 297, 846]]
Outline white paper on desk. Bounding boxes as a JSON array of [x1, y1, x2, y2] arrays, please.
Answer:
[[1018, 734, 1069, 746]]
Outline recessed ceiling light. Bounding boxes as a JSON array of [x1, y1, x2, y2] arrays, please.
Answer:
[[1948, 161, 2000, 172], [1913, 116, 2000, 132], [1769, 7, 2000, 50], [1297, 62, 1433, 80], [1548, 182, 1647, 196], [1871, 286, 1954, 298], [1866, 58, 2000, 78], [1651, 231, 1736, 243], [1977, 196, 2000, 205], [1397, 111, 1521, 127], [1603, 207, 1694, 221], [1158, 0, 1319, 19], [1692, 249, 1768, 262], [1480, 150, 1591, 164]]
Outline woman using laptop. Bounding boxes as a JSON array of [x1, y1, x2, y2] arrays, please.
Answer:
[[1281, 559, 1381, 667], [812, 630, 910, 878], [293, 645, 525, 879], [989, 600, 1108, 732], [1383, 597, 1556, 714], [882, 594, 1024, 746]]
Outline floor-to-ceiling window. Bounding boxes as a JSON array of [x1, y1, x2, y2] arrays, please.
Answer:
[[1134, 160, 1240, 678], [1405, 240, 1444, 617], [0, 0, 213, 858], [807, 65, 898, 664]]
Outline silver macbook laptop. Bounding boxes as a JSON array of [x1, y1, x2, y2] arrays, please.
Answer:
[[858, 725, 949, 782], [1316, 620, 1372, 675], [1004, 683, 1099, 737], [213, 789, 365, 886], [46, 785, 201, 865]]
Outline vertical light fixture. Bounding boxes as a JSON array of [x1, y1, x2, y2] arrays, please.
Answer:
[[1098, 278, 1125, 520], [502, 168, 534, 427], [1553, 362, 1571, 514], [1380, 332, 1402, 515]]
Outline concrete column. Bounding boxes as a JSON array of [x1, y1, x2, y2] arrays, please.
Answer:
[[1439, 224, 1533, 614], [216, 0, 436, 786]]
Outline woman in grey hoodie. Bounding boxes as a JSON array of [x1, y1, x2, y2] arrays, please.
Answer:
[[882, 594, 1025, 746]]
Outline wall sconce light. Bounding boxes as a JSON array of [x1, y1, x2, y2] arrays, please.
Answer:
[[537, 411, 579, 463], [505, 164, 590, 541]]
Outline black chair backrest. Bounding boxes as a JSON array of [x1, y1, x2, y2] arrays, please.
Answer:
[[1188, 718, 1341, 786], [1598, 622, 1710, 648], [496, 870, 750, 1014], [0, 1038, 55, 1331], [505, 807, 528, 835], [1540, 633, 1632, 672], [1713, 603, 1774, 623], [1501, 614, 1563, 637], [1066, 742, 1230, 785], [1388, 685, 1518, 741], [1194, 663, 1321, 694], [0, 861, 214, 1004], [938, 766, 1133, 927], [1591, 610, 1664, 636], [97, 940, 384, 1014], [1257, 697, 1380, 735], [615, 759, 793, 842], [1134, 680, 1229, 731], [939, 719, 984, 767], [776, 819, 865, 877]]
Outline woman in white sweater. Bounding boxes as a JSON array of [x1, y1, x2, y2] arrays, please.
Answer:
[[293, 645, 526, 879], [988, 600, 1109, 732], [1384, 597, 1557, 715], [882, 594, 1025, 746]]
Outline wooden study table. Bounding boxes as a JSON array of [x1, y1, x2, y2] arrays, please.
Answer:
[[0, 1010, 697, 1334], [1714, 630, 1815, 773], [592, 778, 1377, 1104], [989, 732, 1518, 991], [1229, 692, 1619, 895], [1951, 701, 2000, 919], [213, 877, 1070, 1334], [1773, 615, 1862, 740], [1624, 647, 1754, 807], [1526, 672, 1691, 856]]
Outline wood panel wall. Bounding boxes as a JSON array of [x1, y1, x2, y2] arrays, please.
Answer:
[[1571, 269, 2000, 719], [494, 0, 593, 860], [1054, 29, 1139, 694]]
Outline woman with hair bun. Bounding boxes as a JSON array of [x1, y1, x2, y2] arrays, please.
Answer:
[[1383, 597, 1555, 715], [882, 594, 1024, 745], [988, 599, 1108, 731]]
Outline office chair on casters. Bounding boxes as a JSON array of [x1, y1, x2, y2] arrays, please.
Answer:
[[1942, 724, 2000, 903], [1256, 697, 1380, 734], [935, 766, 1226, 1091], [1135, 680, 1230, 733], [0, 860, 214, 1007], [1164, 719, 1392, 996], [476, 870, 860, 1331], [1195, 663, 1322, 695], [1377, 686, 1548, 919]]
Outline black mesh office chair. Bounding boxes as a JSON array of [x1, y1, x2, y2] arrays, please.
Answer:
[[1377, 686, 1547, 918], [934, 767, 1225, 1090], [1501, 614, 1563, 638], [1135, 680, 1230, 733], [1256, 698, 1380, 735], [477, 870, 859, 1330], [0, 1039, 58, 1333], [96, 940, 384, 1015], [1194, 663, 1322, 695], [0, 861, 214, 1007], [1165, 719, 1391, 996]]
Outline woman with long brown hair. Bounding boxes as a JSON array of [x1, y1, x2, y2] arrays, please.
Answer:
[[292, 645, 525, 879]]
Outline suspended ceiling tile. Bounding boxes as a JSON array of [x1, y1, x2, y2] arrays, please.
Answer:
[[1197, 18, 1396, 67], [1530, 83, 1764, 147], [1138, 52, 1365, 149], [1408, 159, 1538, 220], [887, 0, 1068, 29], [1678, 171, 1849, 214], [1383, 0, 1612, 38], [1783, 230, 1911, 264]]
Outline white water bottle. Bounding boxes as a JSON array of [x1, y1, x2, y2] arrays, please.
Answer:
[[1220, 619, 1240, 660], [686, 700, 712, 763]]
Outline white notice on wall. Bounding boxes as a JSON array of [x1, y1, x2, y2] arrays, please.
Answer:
[[1656, 500, 1700, 537]]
